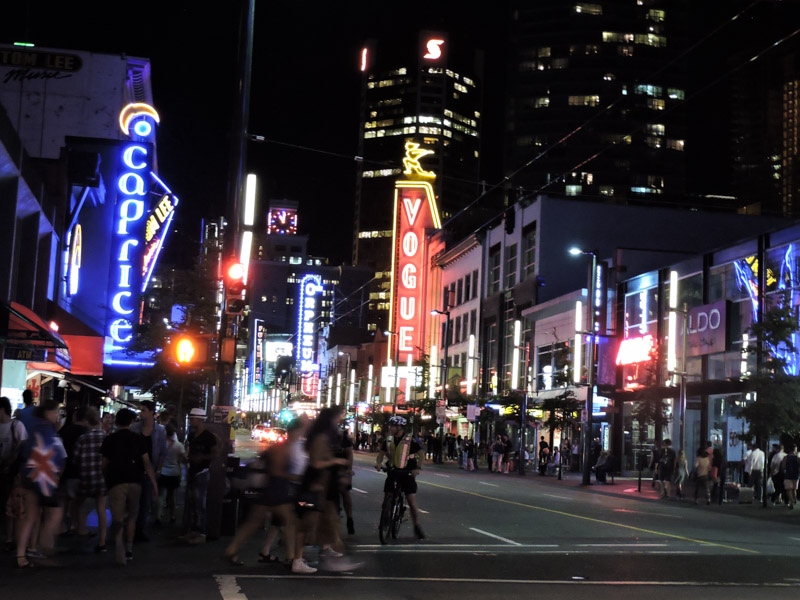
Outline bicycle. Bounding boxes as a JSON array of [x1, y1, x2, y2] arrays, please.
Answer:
[[378, 466, 407, 544]]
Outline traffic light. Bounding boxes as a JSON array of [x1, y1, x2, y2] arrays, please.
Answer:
[[224, 262, 247, 315], [171, 334, 208, 366]]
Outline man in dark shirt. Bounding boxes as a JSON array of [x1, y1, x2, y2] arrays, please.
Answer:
[[101, 408, 158, 566], [181, 407, 218, 544], [57, 405, 89, 535]]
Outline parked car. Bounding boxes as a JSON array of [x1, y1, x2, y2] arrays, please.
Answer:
[[250, 424, 287, 444]]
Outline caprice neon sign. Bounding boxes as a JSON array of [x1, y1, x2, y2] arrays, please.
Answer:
[[106, 143, 151, 358], [296, 274, 322, 373]]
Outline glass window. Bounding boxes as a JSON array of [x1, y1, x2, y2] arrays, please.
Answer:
[[470, 309, 477, 335], [464, 273, 472, 301], [457, 278, 464, 306], [489, 246, 501, 294], [522, 223, 537, 281], [505, 244, 517, 289], [472, 269, 479, 298]]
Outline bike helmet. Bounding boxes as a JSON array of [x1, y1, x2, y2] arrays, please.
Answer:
[[388, 416, 407, 427]]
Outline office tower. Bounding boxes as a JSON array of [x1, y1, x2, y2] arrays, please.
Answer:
[[353, 31, 486, 334], [505, 1, 689, 205]]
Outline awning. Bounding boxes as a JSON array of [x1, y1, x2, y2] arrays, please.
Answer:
[[27, 362, 109, 395], [0, 302, 71, 369]]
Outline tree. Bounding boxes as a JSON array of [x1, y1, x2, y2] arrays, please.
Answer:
[[631, 339, 671, 443], [740, 289, 800, 442]]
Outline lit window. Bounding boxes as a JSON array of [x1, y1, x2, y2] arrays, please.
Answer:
[[565, 185, 581, 196], [575, 3, 602, 15], [667, 88, 685, 100], [599, 186, 614, 196], [534, 97, 551, 108]]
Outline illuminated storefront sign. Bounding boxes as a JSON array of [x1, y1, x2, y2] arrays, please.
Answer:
[[686, 300, 727, 356], [296, 274, 322, 373], [105, 142, 152, 363], [616, 335, 655, 366], [389, 141, 441, 364]]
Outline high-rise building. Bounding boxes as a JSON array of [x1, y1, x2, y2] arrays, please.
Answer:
[[505, 1, 689, 205], [353, 31, 489, 334]]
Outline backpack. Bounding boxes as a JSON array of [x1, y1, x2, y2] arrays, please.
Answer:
[[784, 454, 800, 480]]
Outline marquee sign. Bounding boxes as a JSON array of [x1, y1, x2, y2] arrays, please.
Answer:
[[389, 141, 441, 365], [296, 274, 323, 373]]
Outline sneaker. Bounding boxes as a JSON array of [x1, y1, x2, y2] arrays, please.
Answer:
[[291, 558, 318, 574], [187, 533, 206, 545], [414, 525, 426, 540], [319, 556, 363, 572], [26, 549, 47, 559], [125, 551, 134, 561], [346, 518, 355, 535], [319, 546, 343, 558], [94, 545, 108, 553]]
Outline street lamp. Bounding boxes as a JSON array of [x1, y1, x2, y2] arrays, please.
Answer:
[[431, 308, 451, 465], [384, 330, 400, 415], [569, 246, 598, 486]]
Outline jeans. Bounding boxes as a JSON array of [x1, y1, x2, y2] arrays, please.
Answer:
[[751, 469, 764, 501], [136, 476, 156, 534], [186, 469, 210, 534]]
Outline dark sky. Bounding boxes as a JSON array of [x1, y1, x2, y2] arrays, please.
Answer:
[[1, 1, 509, 267]]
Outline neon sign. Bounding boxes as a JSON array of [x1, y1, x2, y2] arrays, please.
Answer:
[[389, 141, 441, 364], [616, 335, 655, 366], [105, 142, 152, 364], [296, 274, 322, 373], [423, 38, 445, 60]]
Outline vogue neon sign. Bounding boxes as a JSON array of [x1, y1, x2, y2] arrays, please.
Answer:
[[389, 141, 441, 364]]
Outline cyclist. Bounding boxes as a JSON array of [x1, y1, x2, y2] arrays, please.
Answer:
[[374, 416, 426, 539]]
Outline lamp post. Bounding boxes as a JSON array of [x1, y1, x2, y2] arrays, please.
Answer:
[[569, 247, 598, 486], [431, 308, 451, 465], [384, 330, 400, 415]]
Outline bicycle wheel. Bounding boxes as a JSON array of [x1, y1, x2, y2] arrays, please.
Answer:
[[378, 495, 393, 544], [390, 492, 404, 539]]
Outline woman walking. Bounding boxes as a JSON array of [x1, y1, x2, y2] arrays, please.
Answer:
[[693, 448, 711, 505], [781, 444, 800, 509], [673, 449, 689, 500]]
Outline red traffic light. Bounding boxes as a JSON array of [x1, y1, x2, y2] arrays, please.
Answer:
[[224, 262, 247, 315]]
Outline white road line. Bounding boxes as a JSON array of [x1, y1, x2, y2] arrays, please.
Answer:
[[215, 575, 248, 600], [479, 481, 499, 487], [433, 473, 450, 477], [576, 543, 668, 548], [469, 527, 522, 545], [351, 487, 368, 494], [418, 508, 430, 514], [542, 493, 571, 500]]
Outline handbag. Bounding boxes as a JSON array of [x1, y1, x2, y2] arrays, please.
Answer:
[[767, 476, 776, 495]]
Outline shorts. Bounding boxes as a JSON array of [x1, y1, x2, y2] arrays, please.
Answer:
[[158, 474, 181, 491], [383, 469, 417, 496]]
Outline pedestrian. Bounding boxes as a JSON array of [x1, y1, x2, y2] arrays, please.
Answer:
[[769, 443, 786, 506], [74, 407, 108, 552], [781, 444, 800, 509], [0, 395, 27, 552], [673, 449, 689, 500], [491, 435, 504, 473], [182, 407, 219, 545], [658, 439, 677, 498], [14, 398, 67, 567], [748, 441, 765, 502], [571, 439, 581, 472], [224, 416, 308, 571], [101, 408, 158, 565], [57, 405, 89, 535], [693, 447, 711, 505], [130, 400, 167, 542], [155, 422, 185, 525]]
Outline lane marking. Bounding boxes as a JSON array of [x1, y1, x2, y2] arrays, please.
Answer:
[[215, 575, 248, 600], [542, 493, 571, 500], [470, 527, 522, 545], [352, 487, 368, 494], [479, 481, 499, 487], [219, 574, 800, 586], [418, 480, 756, 554], [576, 543, 667, 548]]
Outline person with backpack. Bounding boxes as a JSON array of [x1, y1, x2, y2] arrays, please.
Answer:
[[781, 444, 800, 510]]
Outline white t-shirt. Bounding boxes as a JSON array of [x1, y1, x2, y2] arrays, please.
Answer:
[[0, 419, 28, 471]]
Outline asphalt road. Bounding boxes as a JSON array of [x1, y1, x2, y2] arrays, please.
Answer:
[[5, 431, 800, 599]]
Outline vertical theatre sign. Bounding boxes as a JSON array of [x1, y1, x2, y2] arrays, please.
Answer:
[[389, 141, 442, 365], [296, 274, 322, 374], [105, 141, 152, 364]]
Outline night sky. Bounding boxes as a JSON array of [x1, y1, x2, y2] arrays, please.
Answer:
[[1, 1, 508, 267]]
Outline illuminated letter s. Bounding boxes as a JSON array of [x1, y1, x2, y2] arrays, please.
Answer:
[[424, 39, 444, 60]]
